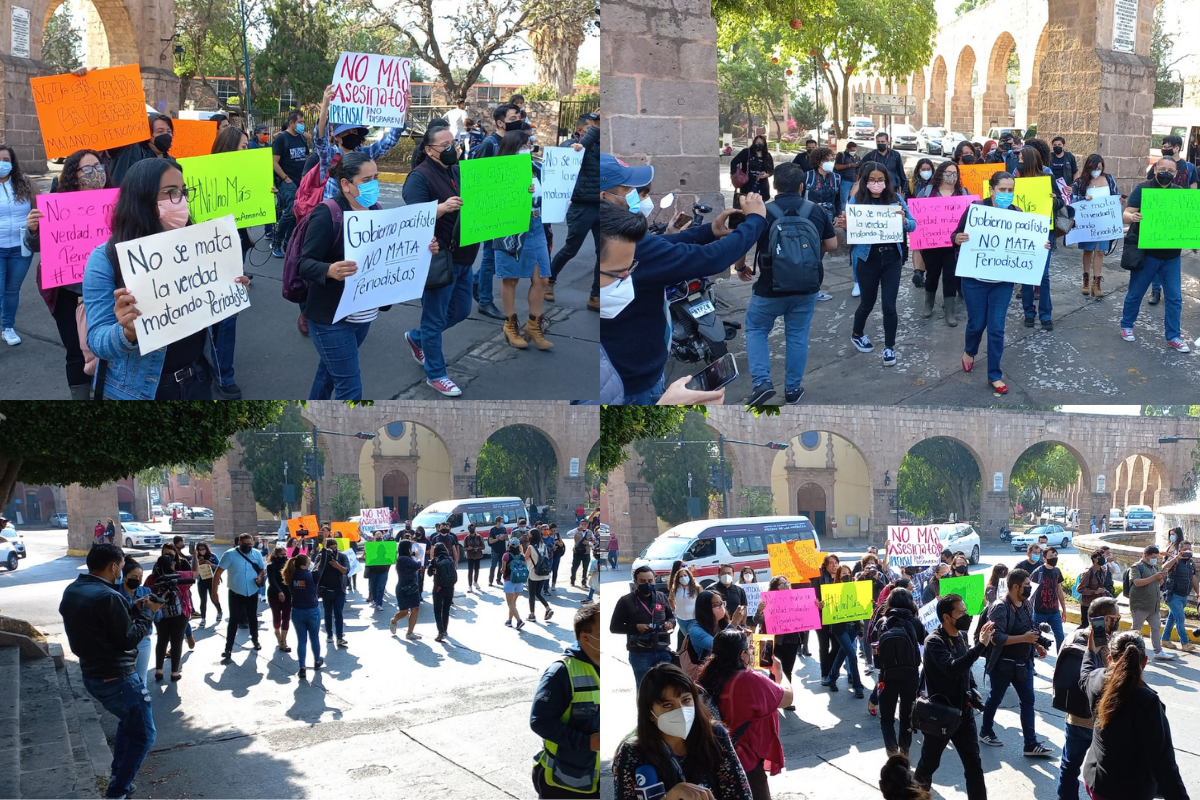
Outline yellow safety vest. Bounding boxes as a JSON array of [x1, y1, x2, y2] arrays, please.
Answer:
[[536, 655, 600, 794]]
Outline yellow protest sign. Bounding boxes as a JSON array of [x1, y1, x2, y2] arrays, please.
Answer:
[[331, 538, 350, 551], [1014, 176, 1053, 218], [820, 580, 874, 625], [767, 540, 823, 583], [331, 521, 360, 541]]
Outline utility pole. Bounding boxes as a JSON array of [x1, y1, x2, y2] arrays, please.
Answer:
[[311, 425, 320, 525], [718, 434, 730, 516], [283, 460, 289, 520]]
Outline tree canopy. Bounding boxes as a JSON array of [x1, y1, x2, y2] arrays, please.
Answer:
[[1009, 443, 1080, 514], [897, 438, 981, 521], [477, 426, 559, 506], [634, 412, 719, 526], [236, 402, 314, 517], [596, 407, 700, 473]]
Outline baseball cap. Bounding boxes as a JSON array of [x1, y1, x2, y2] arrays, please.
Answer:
[[332, 124, 369, 137], [600, 153, 654, 191]]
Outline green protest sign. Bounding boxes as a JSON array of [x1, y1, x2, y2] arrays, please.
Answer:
[[364, 539, 397, 566], [820, 580, 874, 625], [177, 148, 277, 229], [1138, 188, 1200, 248], [459, 153, 533, 247], [938, 573, 986, 615]]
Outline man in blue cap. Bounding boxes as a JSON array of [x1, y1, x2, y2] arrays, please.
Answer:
[[598, 153, 767, 404]]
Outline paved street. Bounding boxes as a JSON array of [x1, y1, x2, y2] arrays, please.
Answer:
[[4, 526, 598, 799], [3, 180, 600, 401], [664, 152, 1200, 405], [600, 536, 1200, 800]]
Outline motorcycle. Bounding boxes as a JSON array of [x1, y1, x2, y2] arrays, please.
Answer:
[[999, 523, 1011, 542]]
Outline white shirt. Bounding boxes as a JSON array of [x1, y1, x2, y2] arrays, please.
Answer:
[[674, 587, 697, 620], [446, 108, 468, 137], [0, 180, 31, 250]]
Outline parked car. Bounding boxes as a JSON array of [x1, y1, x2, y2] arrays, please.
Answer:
[[186, 507, 213, 519], [1011, 524, 1072, 551], [1124, 506, 1154, 532], [938, 522, 981, 564], [49, 512, 69, 528], [985, 126, 1025, 147], [887, 123, 919, 150], [0, 536, 19, 570], [1108, 507, 1125, 530], [2, 522, 25, 559], [118, 511, 135, 523], [121, 522, 164, 549], [916, 126, 946, 155], [849, 117, 875, 140], [941, 131, 970, 153]]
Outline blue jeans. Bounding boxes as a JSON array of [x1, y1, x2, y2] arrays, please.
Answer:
[[840, 179, 854, 211], [1020, 249, 1053, 321], [82, 673, 156, 799], [272, 180, 298, 251], [408, 261, 473, 381], [1057, 722, 1093, 800], [291, 606, 321, 667], [476, 241, 496, 304], [308, 318, 372, 399], [210, 315, 237, 387], [1034, 609, 1065, 651], [622, 373, 665, 405], [961, 277, 1015, 382], [745, 292, 818, 392], [980, 658, 1038, 748], [608, 550, 618, 569], [1121, 254, 1182, 341], [1164, 593, 1189, 643], [135, 636, 152, 685], [828, 628, 863, 690], [369, 570, 389, 606], [629, 648, 673, 692], [322, 591, 346, 638], [0, 245, 34, 329]]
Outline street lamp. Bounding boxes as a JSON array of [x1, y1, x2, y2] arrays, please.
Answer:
[[463, 458, 478, 497], [1159, 437, 1200, 443]]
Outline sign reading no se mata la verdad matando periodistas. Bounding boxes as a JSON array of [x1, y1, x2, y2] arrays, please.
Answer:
[[114, 215, 249, 356], [178, 148, 276, 229], [332, 201, 438, 323], [1065, 194, 1124, 245], [954, 204, 1052, 286], [539, 146, 585, 224], [36, 188, 119, 289], [844, 203, 904, 244], [761, 587, 823, 634], [328, 52, 412, 129], [459, 154, 534, 247]]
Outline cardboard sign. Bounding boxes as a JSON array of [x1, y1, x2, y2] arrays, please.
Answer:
[[918, 598, 940, 632], [329, 51, 411, 128], [1064, 194, 1123, 245], [288, 515, 319, 538], [954, 204, 1053, 286], [743, 582, 765, 618], [1013, 176, 1054, 218], [539, 146, 585, 224], [331, 538, 350, 551], [762, 587, 823, 634], [767, 540, 823, 583], [169, 119, 219, 159], [958, 163, 1006, 199], [359, 507, 391, 530], [907, 195, 978, 250], [844, 203, 903, 244], [886, 525, 945, 568], [178, 148, 276, 229], [365, 539, 398, 566], [938, 573, 986, 615], [31, 64, 148, 159], [333, 201, 437, 323], [1138, 188, 1200, 248], [459, 154, 534, 246], [36, 188, 119, 289], [820, 580, 875, 625], [114, 215, 249, 355], [412, 541, 427, 565], [197, 562, 214, 580], [331, 521, 359, 542]]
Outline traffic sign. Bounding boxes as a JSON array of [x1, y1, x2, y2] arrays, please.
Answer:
[[854, 93, 917, 116]]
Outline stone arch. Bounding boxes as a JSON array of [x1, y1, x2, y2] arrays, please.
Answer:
[[897, 434, 992, 528], [771, 429, 876, 541], [1009, 440, 1093, 527], [42, 0, 139, 69], [1109, 451, 1171, 509], [984, 32, 1017, 129], [929, 57, 948, 127], [1026, 25, 1049, 127], [911, 68, 926, 129], [951, 46, 977, 135]]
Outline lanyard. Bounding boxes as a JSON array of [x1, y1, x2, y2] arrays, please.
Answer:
[[637, 597, 656, 620]]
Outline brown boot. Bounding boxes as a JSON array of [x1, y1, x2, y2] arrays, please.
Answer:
[[587, 295, 600, 312], [504, 315, 529, 348], [544, 282, 556, 302], [526, 315, 555, 350], [1082, 272, 1090, 295], [1091, 275, 1103, 299]]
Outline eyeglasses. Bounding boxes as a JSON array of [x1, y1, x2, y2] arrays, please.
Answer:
[[428, 141, 455, 152], [158, 187, 191, 204], [78, 164, 105, 176], [600, 260, 638, 280]]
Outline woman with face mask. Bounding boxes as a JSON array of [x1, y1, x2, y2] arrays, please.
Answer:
[[83, 158, 249, 399], [120, 556, 156, 683], [104, 110, 178, 187], [192, 542, 222, 627], [147, 551, 196, 682], [283, 553, 322, 678], [913, 160, 970, 325], [731, 135, 774, 202], [0, 143, 37, 351], [688, 589, 730, 667], [266, 546, 292, 652], [905, 158, 937, 292], [668, 563, 699, 648], [613, 662, 753, 800], [23, 148, 109, 398]]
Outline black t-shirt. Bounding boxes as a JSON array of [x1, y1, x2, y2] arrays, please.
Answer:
[[273, 131, 310, 184], [157, 330, 207, 394], [836, 150, 860, 183], [753, 192, 836, 298], [431, 532, 459, 557], [1048, 150, 1077, 184], [1128, 182, 1182, 259]]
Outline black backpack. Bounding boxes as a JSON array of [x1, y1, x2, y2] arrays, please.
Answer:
[[876, 617, 920, 677], [1051, 638, 1093, 718], [762, 201, 824, 294], [435, 557, 457, 588]]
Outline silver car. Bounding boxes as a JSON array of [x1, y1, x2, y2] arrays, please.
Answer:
[[121, 522, 164, 549]]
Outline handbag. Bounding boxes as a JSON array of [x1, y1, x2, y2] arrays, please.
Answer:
[[1120, 229, 1144, 271], [677, 634, 702, 679], [424, 248, 455, 290], [732, 163, 749, 189], [75, 301, 98, 377], [910, 693, 963, 738]]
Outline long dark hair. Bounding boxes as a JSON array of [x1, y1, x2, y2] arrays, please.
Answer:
[[497, 129, 531, 157], [413, 124, 451, 168], [106, 158, 182, 286], [629, 663, 721, 786], [696, 628, 749, 708], [952, 141, 975, 164], [0, 145, 37, 203], [1082, 153, 1105, 178], [1017, 146, 1044, 178], [59, 149, 112, 193], [694, 589, 725, 636], [987, 562, 1009, 589], [668, 562, 697, 598], [854, 164, 898, 204], [930, 160, 963, 195], [910, 158, 935, 194], [879, 753, 931, 800], [1095, 631, 1147, 729], [211, 126, 248, 154], [886, 587, 918, 614]]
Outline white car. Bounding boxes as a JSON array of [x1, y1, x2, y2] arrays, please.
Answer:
[[1108, 507, 1125, 530], [942, 131, 970, 153], [916, 127, 946, 155], [849, 117, 875, 140], [887, 123, 919, 150], [0, 537, 18, 571], [1012, 524, 1072, 551], [2, 522, 24, 558], [938, 523, 981, 564], [121, 522, 164, 549]]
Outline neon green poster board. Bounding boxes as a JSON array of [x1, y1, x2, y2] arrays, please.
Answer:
[[820, 580, 874, 625], [938, 573, 986, 615], [458, 154, 533, 246], [1138, 188, 1200, 248], [364, 540, 397, 566], [177, 148, 277, 229]]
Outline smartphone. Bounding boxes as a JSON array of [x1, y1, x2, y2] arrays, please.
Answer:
[[758, 639, 775, 668], [1090, 616, 1108, 651], [727, 211, 747, 229], [672, 212, 691, 229], [686, 353, 738, 392]]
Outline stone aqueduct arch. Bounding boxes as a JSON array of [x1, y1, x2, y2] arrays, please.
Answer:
[[0, 0, 180, 171], [613, 407, 1197, 559]]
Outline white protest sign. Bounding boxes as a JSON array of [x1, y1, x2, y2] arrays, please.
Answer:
[[413, 541, 427, 564], [744, 582, 766, 618], [955, 204, 1053, 286], [329, 52, 412, 128], [333, 202, 437, 323], [845, 203, 904, 244], [359, 507, 392, 530], [114, 215, 248, 355], [540, 146, 585, 224], [918, 598, 940, 632], [886, 525, 945, 568], [1064, 194, 1123, 245]]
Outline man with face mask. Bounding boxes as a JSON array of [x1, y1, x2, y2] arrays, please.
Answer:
[[270, 109, 311, 258], [858, 132, 909, 197], [1048, 136, 1078, 185], [546, 113, 602, 309], [59, 544, 164, 800], [610, 565, 676, 689], [712, 563, 749, 623], [1029, 546, 1066, 650], [1128, 544, 1178, 660], [1145, 135, 1198, 188], [791, 138, 818, 173], [530, 603, 601, 798], [212, 532, 268, 662], [1162, 540, 1198, 653]]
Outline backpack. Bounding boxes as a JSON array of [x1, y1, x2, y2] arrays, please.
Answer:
[[469, 133, 499, 161], [1034, 568, 1059, 612], [1122, 566, 1132, 597], [507, 551, 529, 583], [1051, 638, 1093, 718], [293, 151, 339, 222], [763, 201, 824, 294], [434, 557, 457, 588], [282, 199, 342, 303], [532, 543, 552, 577], [875, 617, 920, 677]]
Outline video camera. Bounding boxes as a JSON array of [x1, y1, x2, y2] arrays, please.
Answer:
[[149, 572, 182, 604], [1035, 622, 1054, 651]]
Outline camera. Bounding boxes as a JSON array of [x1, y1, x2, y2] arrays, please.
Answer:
[[150, 572, 181, 603], [1036, 622, 1054, 651]]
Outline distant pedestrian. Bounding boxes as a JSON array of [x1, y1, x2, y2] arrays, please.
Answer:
[[106, 518, 116, 543], [266, 546, 292, 652], [526, 528, 555, 623], [571, 521, 594, 586], [390, 540, 424, 640], [428, 542, 457, 642], [464, 523, 485, 593], [212, 532, 267, 661], [606, 531, 619, 570], [488, 516, 509, 586], [192, 542, 221, 627], [314, 541, 350, 648], [94, 519, 106, 547]]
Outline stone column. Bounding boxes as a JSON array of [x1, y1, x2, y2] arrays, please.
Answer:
[[1040, 0, 1156, 195], [982, 491, 1009, 534], [602, 0, 724, 212], [212, 440, 257, 545], [626, 480, 659, 563], [871, 488, 894, 544], [950, 93, 974, 136], [66, 483, 120, 555], [452, 474, 474, 501], [557, 475, 587, 528]]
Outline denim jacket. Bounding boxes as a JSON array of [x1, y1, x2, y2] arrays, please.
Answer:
[[848, 195, 917, 270], [82, 243, 222, 399]]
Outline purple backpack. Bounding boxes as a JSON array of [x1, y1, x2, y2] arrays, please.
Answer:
[[282, 198, 342, 304]]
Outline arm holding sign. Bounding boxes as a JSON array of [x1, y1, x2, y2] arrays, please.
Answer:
[[897, 197, 917, 232], [362, 126, 404, 161], [83, 246, 141, 357]]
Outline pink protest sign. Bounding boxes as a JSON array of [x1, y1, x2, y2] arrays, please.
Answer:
[[762, 587, 822, 634], [907, 194, 978, 250], [37, 188, 119, 289]]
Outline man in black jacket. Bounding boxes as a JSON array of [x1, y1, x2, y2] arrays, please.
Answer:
[[549, 114, 601, 309], [913, 593, 994, 800], [858, 132, 908, 197], [609, 565, 675, 690], [59, 544, 164, 800]]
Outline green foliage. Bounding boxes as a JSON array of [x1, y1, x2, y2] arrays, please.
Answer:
[[1152, 2, 1183, 107], [42, 5, 82, 75], [955, 0, 984, 15], [739, 487, 777, 517], [1009, 444, 1080, 516], [596, 407, 701, 472], [476, 427, 558, 505], [329, 475, 365, 522], [517, 84, 559, 101], [717, 21, 793, 136], [789, 95, 828, 132], [0, 402, 286, 508], [898, 438, 981, 521], [256, 0, 335, 108], [173, 0, 247, 109], [573, 67, 599, 87], [635, 413, 717, 526], [236, 403, 313, 517]]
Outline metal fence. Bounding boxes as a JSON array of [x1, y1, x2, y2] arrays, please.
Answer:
[[557, 98, 599, 142]]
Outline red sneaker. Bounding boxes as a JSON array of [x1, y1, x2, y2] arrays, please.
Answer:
[[404, 331, 425, 366], [426, 377, 462, 397]]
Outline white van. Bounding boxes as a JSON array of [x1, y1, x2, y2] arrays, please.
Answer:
[[632, 516, 820, 591], [412, 497, 529, 555], [1124, 505, 1154, 532]]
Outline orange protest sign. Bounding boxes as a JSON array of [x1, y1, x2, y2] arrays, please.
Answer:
[[332, 521, 359, 541], [170, 119, 219, 158], [958, 163, 1006, 199], [767, 540, 823, 583], [287, 515, 319, 538], [31, 64, 148, 159]]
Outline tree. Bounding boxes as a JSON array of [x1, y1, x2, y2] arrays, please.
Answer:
[[1009, 444, 1080, 514], [955, 0, 983, 15], [255, 0, 336, 110], [573, 67, 599, 87], [1152, 2, 1187, 108], [596, 407, 705, 472], [789, 95, 828, 132], [174, 0, 255, 111], [476, 427, 558, 505], [898, 438, 981, 521], [525, 0, 597, 97], [328, 475, 365, 522], [236, 402, 313, 517], [717, 23, 792, 139], [0, 402, 286, 510], [634, 412, 718, 526], [739, 488, 776, 517], [42, 5, 82, 75]]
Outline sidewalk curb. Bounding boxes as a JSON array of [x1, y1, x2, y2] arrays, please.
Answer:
[[378, 172, 408, 185], [1063, 604, 1199, 644]]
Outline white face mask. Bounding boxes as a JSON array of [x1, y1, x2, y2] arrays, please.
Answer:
[[1091, 169, 1102, 178], [639, 197, 654, 217], [599, 278, 635, 320], [678, 575, 691, 586], [719, 574, 733, 585], [920, 170, 933, 181], [654, 705, 696, 739], [519, 148, 532, 155], [821, 160, 835, 173]]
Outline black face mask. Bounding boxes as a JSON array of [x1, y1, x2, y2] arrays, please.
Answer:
[[438, 147, 459, 166], [272, 555, 286, 564], [636, 582, 653, 596], [1156, 171, 1174, 186], [1021, 585, 1032, 599], [126, 577, 140, 589], [1046, 557, 1059, 567], [1161, 148, 1174, 157], [954, 613, 972, 631], [1053, 146, 1063, 154], [238, 543, 252, 554], [955, 565, 969, 575], [341, 133, 363, 150], [877, 142, 888, 152], [153, 133, 173, 153]]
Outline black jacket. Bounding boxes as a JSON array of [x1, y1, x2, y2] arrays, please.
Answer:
[[875, 607, 927, 681], [297, 196, 355, 325], [922, 626, 986, 715], [610, 589, 675, 652], [59, 573, 155, 679], [570, 125, 600, 205], [858, 148, 908, 197], [267, 558, 290, 601], [1080, 650, 1189, 800]]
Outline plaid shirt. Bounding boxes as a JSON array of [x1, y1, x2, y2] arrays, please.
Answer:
[[314, 125, 405, 200]]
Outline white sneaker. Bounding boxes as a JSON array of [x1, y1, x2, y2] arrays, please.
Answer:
[[1, 328, 20, 346], [816, 291, 833, 301], [1153, 650, 1177, 660], [851, 282, 861, 297]]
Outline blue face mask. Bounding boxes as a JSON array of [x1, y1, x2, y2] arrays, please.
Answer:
[[295, 123, 306, 134], [0, 162, 11, 178], [625, 189, 641, 214], [994, 192, 1015, 209], [355, 179, 380, 207], [1030, 552, 1041, 563]]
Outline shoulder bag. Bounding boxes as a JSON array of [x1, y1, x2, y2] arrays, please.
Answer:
[[732, 161, 749, 189], [1121, 218, 1144, 271], [910, 693, 963, 738]]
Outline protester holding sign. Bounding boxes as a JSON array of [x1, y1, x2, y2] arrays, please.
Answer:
[[912, 161, 973, 326], [835, 167, 916, 368], [1013, 149, 1061, 330], [752, 576, 806, 695], [313, 83, 405, 207], [109, 113, 178, 188], [1069, 154, 1120, 299], [83, 159, 249, 399], [0, 144, 37, 350]]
